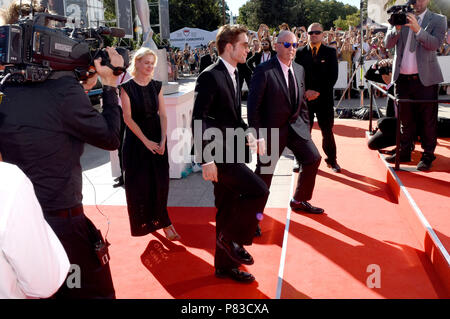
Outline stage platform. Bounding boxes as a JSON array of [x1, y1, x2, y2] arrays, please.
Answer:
[[82, 119, 449, 298]]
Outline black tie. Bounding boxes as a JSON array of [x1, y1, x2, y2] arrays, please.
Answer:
[[312, 46, 317, 57], [288, 69, 296, 112], [234, 69, 240, 109]]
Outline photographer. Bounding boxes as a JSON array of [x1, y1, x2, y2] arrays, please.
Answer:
[[384, 0, 447, 171], [0, 39, 123, 302], [365, 59, 397, 151]]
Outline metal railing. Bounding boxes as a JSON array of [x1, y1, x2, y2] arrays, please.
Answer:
[[367, 80, 450, 170]]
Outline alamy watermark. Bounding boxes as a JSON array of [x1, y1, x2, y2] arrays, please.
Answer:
[[170, 120, 281, 174]]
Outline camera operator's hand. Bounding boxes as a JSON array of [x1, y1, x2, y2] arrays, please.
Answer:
[[93, 46, 124, 87], [406, 13, 421, 33]]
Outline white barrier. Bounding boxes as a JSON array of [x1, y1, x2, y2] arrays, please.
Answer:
[[438, 55, 450, 85], [164, 88, 195, 179], [334, 61, 348, 89]]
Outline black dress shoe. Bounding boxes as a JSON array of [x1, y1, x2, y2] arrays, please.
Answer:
[[215, 268, 255, 283], [290, 200, 324, 214], [217, 233, 254, 265], [385, 153, 411, 164], [254, 224, 262, 237], [113, 176, 124, 188], [417, 154, 435, 171], [327, 162, 341, 173]]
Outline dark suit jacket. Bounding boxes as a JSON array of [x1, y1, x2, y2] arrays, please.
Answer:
[[295, 44, 338, 107], [247, 57, 310, 140], [199, 54, 216, 73], [192, 59, 250, 164], [246, 50, 277, 72]]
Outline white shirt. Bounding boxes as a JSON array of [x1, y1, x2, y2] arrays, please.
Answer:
[[219, 57, 238, 93], [261, 51, 271, 63], [400, 9, 427, 75], [277, 57, 298, 99], [0, 162, 70, 299], [353, 41, 370, 63]]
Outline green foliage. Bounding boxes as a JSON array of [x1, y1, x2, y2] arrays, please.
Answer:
[[237, 0, 357, 31], [169, 0, 223, 31]]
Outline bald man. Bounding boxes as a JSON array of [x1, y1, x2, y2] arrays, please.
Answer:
[[248, 31, 323, 215]]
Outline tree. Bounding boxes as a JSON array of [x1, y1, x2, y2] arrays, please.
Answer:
[[237, 0, 357, 31], [169, 0, 223, 31]]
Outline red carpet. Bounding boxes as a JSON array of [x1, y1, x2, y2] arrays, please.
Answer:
[[83, 119, 449, 298], [84, 206, 286, 299]]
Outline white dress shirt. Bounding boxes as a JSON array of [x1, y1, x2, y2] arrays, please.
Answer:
[[0, 162, 70, 299], [219, 56, 238, 93], [400, 9, 427, 75]]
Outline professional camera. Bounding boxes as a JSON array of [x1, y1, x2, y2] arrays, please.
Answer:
[[387, 0, 416, 26], [0, 11, 129, 83]]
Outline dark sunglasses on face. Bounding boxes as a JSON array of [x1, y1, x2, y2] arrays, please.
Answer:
[[308, 30, 323, 35], [279, 42, 299, 48]]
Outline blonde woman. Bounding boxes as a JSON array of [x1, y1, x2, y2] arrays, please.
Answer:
[[120, 47, 180, 240]]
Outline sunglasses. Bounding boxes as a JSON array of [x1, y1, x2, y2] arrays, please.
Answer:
[[308, 31, 323, 35], [278, 42, 299, 48]]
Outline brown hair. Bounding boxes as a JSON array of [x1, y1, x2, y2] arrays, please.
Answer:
[[279, 23, 290, 31], [216, 24, 248, 55], [0, 0, 46, 25]]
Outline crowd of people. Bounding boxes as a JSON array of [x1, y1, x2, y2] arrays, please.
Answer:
[[168, 21, 450, 95], [0, 0, 448, 299]]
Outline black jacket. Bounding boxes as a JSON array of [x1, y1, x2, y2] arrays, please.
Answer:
[[246, 50, 277, 72], [295, 44, 338, 106], [247, 57, 310, 140], [199, 54, 216, 73], [0, 74, 121, 211], [192, 59, 250, 164]]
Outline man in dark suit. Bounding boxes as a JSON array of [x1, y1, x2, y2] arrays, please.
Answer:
[[295, 23, 340, 173], [199, 41, 217, 73], [247, 30, 323, 215], [384, 0, 447, 171], [192, 25, 269, 283], [246, 37, 277, 72]]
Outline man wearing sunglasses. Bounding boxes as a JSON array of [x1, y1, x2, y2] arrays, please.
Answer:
[[246, 37, 277, 72], [248, 30, 323, 215], [295, 23, 340, 173]]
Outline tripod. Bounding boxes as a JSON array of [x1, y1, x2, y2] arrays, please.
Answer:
[[335, 43, 382, 120]]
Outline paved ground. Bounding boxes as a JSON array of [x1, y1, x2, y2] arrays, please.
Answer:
[[81, 73, 450, 209]]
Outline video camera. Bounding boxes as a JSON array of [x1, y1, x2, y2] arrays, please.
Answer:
[[0, 11, 129, 83], [387, 0, 416, 26]]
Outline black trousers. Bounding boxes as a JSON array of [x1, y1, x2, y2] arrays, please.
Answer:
[[45, 210, 116, 299], [213, 163, 269, 270], [308, 98, 337, 165], [256, 125, 321, 202], [395, 75, 439, 158]]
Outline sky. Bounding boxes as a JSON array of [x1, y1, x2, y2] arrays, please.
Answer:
[[227, 0, 362, 16]]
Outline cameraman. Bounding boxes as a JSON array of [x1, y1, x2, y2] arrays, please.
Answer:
[[0, 44, 123, 298], [384, 0, 447, 171]]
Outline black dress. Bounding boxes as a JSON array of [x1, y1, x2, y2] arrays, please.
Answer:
[[121, 79, 171, 237]]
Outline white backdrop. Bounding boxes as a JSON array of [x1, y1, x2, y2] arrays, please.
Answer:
[[169, 27, 216, 49]]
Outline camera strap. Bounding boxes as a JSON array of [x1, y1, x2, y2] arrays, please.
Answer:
[[105, 63, 126, 76]]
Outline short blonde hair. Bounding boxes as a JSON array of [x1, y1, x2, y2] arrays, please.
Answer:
[[127, 47, 158, 77]]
